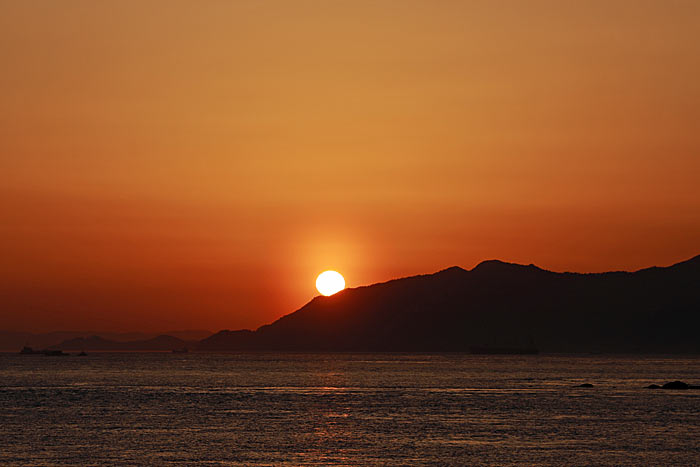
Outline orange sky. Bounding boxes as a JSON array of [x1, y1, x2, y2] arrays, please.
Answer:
[[1, 1, 699, 332]]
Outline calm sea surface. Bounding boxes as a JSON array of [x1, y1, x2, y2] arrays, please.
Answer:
[[1, 353, 698, 466]]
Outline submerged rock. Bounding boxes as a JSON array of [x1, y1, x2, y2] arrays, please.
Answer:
[[646, 384, 661, 389]]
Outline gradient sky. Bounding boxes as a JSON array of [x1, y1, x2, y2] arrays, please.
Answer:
[[1, 1, 699, 332]]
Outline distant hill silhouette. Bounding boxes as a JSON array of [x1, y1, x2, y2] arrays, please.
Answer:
[[199, 255, 700, 353], [50, 335, 194, 351], [0, 330, 211, 351]]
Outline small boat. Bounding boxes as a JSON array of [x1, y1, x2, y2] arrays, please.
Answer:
[[19, 346, 40, 355], [172, 347, 189, 354], [77, 351, 88, 356]]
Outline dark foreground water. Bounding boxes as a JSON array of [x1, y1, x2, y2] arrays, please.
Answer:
[[1, 353, 698, 466]]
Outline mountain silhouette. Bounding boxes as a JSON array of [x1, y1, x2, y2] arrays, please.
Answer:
[[199, 255, 700, 353]]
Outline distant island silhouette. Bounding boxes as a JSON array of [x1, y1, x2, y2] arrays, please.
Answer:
[[49, 335, 198, 352], [7, 255, 699, 353], [0, 330, 212, 352]]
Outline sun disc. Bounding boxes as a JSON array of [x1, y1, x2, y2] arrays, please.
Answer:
[[316, 270, 345, 296]]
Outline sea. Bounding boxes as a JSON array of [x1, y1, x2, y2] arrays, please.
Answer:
[[1, 353, 698, 466]]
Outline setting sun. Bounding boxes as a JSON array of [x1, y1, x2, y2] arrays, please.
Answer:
[[316, 271, 346, 296]]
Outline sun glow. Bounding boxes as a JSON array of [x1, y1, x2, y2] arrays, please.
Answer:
[[316, 271, 346, 296]]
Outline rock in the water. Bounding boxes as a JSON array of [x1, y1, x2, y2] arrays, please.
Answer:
[[646, 384, 661, 389], [576, 383, 594, 388], [662, 381, 690, 390]]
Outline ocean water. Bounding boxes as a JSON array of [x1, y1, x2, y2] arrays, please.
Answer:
[[0, 353, 698, 466]]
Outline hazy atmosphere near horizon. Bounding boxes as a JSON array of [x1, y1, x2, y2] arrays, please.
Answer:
[[2, 1, 699, 333]]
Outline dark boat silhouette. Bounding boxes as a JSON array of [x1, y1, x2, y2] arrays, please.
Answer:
[[19, 346, 40, 355], [172, 347, 188, 353], [77, 351, 88, 356]]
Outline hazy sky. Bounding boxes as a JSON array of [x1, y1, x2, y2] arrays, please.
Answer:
[[1, 1, 699, 332]]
